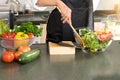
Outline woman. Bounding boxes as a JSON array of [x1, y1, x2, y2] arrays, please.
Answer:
[[36, 0, 94, 43]]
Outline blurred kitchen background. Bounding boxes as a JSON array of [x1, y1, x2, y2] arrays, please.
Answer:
[[0, 0, 118, 11], [0, 0, 120, 43]]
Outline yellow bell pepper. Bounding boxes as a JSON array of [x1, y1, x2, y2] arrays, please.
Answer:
[[14, 32, 29, 48], [15, 32, 28, 38]]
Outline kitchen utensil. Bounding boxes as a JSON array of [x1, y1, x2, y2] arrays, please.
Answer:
[[58, 41, 75, 47], [67, 21, 85, 48]]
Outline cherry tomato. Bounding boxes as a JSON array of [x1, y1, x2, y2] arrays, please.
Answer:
[[18, 45, 31, 52], [14, 51, 23, 60], [28, 32, 34, 38], [2, 50, 15, 63]]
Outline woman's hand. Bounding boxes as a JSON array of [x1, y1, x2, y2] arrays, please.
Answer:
[[36, 0, 71, 23], [56, 0, 72, 23]]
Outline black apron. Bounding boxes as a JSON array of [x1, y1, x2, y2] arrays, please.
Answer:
[[46, 0, 94, 43]]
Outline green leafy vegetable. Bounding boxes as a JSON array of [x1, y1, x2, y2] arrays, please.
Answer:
[[79, 28, 89, 36], [80, 29, 110, 52], [13, 22, 43, 37], [0, 19, 10, 36]]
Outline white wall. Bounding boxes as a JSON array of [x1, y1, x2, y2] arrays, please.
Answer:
[[96, 0, 117, 10]]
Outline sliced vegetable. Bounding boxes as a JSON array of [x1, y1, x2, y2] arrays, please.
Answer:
[[97, 32, 112, 42], [79, 29, 112, 53]]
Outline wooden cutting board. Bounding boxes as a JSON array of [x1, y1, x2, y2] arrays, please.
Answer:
[[48, 41, 75, 55]]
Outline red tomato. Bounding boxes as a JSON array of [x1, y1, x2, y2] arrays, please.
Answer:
[[28, 32, 34, 38], [2, 32, 16, 38], [97, 32, 112, 42], [98, 34, 106, 42], [2, 50, 15, 63], [14, 51, 23, 60]]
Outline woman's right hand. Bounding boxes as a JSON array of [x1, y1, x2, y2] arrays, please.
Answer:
[[36, 0, 72, 23], [56, 0, 72, 23]]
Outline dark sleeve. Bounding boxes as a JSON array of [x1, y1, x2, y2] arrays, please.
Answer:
[[46, 8, 63, 43]]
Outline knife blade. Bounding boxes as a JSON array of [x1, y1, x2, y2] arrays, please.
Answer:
[[58, 41, 75, 47]]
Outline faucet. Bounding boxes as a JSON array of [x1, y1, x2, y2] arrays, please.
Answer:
[[5, 0, 20, 14]]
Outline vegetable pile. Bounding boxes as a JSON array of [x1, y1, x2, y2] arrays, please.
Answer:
[[79, 29, 112, 53], [13, 22, 43, 37], [0, 19, 42, 64], [0, 19, 43, 49], [0, 19, 43, 38], [1, 45, 40, 64]]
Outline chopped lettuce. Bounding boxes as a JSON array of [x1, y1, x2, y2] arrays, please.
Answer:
[[80, 29, 109, 52]]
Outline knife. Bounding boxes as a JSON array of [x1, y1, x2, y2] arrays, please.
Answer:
[[58, 41, 75, 47]]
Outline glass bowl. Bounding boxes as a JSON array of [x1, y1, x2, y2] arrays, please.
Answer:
[[75, 28, 113, 54], [81, 40, 112, 54], [0, 37, 35, 50]]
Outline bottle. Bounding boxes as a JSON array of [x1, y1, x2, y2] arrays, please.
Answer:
[[24, 4, 31, 14]]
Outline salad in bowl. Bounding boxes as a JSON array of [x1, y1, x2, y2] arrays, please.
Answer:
[[77, 28, 113, 53]]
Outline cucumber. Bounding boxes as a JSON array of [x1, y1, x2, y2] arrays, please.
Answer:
[[18, 49, 40, 64]]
